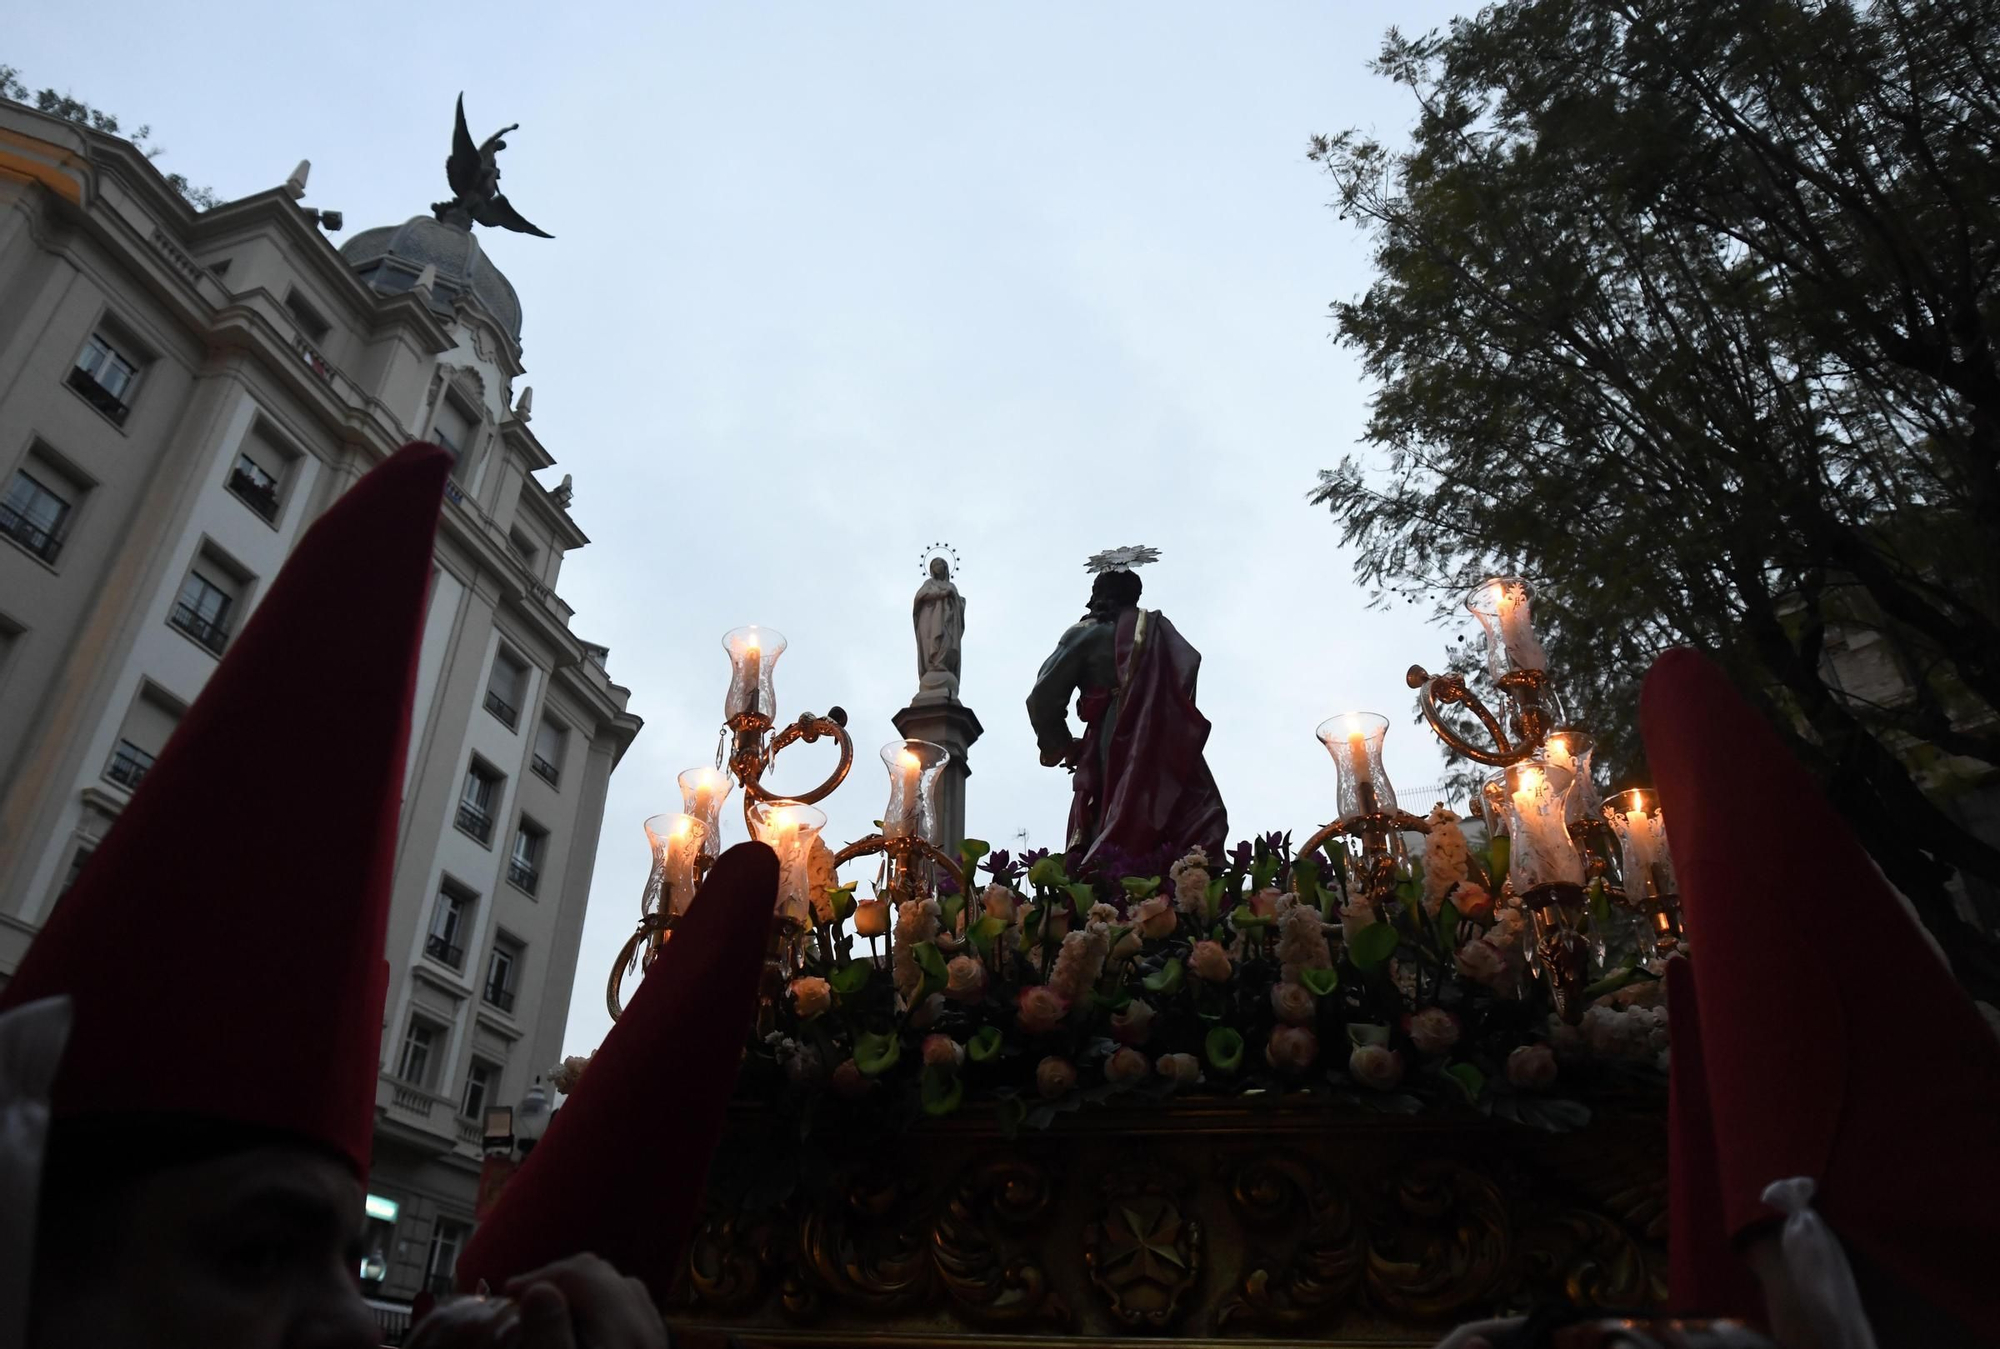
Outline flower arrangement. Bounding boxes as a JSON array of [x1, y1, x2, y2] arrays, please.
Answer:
[[745, 809, 1666, 1134]]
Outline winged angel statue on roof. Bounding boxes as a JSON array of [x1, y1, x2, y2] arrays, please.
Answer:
[[431, 94, 554, 238]]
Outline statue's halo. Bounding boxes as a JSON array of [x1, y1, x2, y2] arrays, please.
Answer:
[[918, 541, 963, 578], [1085, 545, 1162, 574]]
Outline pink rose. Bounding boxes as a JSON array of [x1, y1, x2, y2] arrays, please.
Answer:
[[981, 885, 1017, 922], [1248, 887, 1283, 919], [789, 975, 832, 1019], [1156, 1052, 1201, 1089], [1455, 938, 1506, 985], [1016, 985, 1070, 1034], [1506, 1044, 1558, 1091], [1349, 1043, 1404, 1090], [1270, 981, 1317, 1026], [854, 898, 890, 938], [1453, 882, 1494, 920], [1036, 1056, 1077, 1099], [1339, 899, 1377, 948], [1190, 939, 1232, 983], [1407, 1007, 1461, 1055], [922, 1033, 964, 1070], [1265, 1024, 1319, 1073], [1132, 894, 1177, 940], [1110, 998, 1156, 1045], [1105, 1046, 1151, 1086], [944, 955, 988, 1002], [831, 1058, 869, 1098], [1107, 925, 1143, 960]]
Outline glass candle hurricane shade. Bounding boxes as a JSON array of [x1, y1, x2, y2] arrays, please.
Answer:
[[677, 766, 733, 859], [1542, 729, 1602, 828], [1480, 771, 1511, 838], [722, 625, 786, 722], [1467, 576, 1549, 681], [880, 739, 949, 840], [1603, 789, 1677, 903], [642, 813, 708, 918], [1316, 712, 1397, 823], [1501, 761, 1585, 901], [748, 798, 828, 926]]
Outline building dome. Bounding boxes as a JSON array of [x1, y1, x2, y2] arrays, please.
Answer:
[[341, 216, 524, 342]]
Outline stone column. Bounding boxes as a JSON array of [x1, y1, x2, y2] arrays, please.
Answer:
[[893, 694, 984, 857]]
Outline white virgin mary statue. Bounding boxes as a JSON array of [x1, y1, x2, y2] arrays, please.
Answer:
[[913, 557, 965, 699]]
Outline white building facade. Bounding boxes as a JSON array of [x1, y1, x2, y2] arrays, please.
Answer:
[[0, 101, 641, 1314]]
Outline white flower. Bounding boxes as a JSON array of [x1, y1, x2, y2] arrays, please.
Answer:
[[1339, 899, 1376, 948], [1087, 902, 1121, 926], [893, 897, 943, 997], [1036, 1056, 1077, 1098], [1266, 1025, 1320, 1073], [854, 898, 891, 938], [1048, 927, 1109, 1003], [1348, 1042, 1404, 1090], [981, 885, 1017, 921], [1190, 939, 1232, 983], [1422, 807, 1470, 915], [1157, 1052, 1201, 1089], [1277, 903, 1332, 984], [1506, 1044, 1558, 1090], [1105, 1046, 1150, 1086], [1270, 981, 1317, 1025], [944, 955, 988, 1002], [1172, 863, 1210, 915], [550, 1054, 591, 1096], [790, 975, 833, 1018], [1407, 1007, 1461, 1055], [1110, 998, 1156, 1045], [1131, 894, 1177, 939], [922, 1033, 964, 1069], [807, 839, 839, 922], [1455, 938, 1506, 986]]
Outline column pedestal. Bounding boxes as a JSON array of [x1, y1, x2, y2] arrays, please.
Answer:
[[892, 696, 984, 858]]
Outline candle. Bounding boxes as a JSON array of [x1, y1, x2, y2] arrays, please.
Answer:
[[1505, 763, 1582, 898], [1496, 583, 1548, 672], [1345, 719, 1379, 816], [664, 814, 703, 915], [678, 766, 732, 858], [737, 636, 761, 717], [891, 748, 922, 838], [1543, 731, 1600, 826]]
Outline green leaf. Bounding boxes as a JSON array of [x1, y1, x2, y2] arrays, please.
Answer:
[[1120, 875, 1163, 898], [1444, 1062, 1485, 1103], [1490, 836, 1510, 888], [1027, 856, 1067, 889], [1021, 905, 1043, 942], [940, 893, 966, 936], [966, 1025, 1003, 1063], [829, 883, 858, 921], [1204, 876, 1225, 921], [1299, 965, 1340, 996], [1588, 877, 1614, 927], [1347, 1022, 1391, 1048], [1142, 958, 1184, 995], [968, 914, 1008, 959], [960, 838, 991, 873], [997, 1094, 1027, 1138], [1349, 921, 1400, 971], [1089, 987, 1133, 1013], [1205, 1026, 1245, 1074], [829, 962, 871, 996], [913, 941, 949, 998], [855, 1030, 901, 1077], [1435, 899, 1461, 951], [1065, 883, 1097, 918], [1293, 856, 1322, 908], [920, 1064, 964, 1116]]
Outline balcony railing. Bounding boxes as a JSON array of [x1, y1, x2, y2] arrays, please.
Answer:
[[530, 752, 560, 786], [0, 501, 64, 563], [424, 933, 465, 969], [456, 1117, 481, 1146], [483, 688, 519, 729], [105, 741, 156, 791], [170, 602, 230, 654], [454, 798, 494, 844], [66, 366, 131, 424], [507, 857, 539, 895], [483, 983, 516, 1013], [227, 462, 281, 521], [390, 1081, 440, 1116]]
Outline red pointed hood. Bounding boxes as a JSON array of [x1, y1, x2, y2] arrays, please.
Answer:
[[1641, 647, 2000, 1335], [1664, 956, 1763, 1321], [0, 442, 451, 1177], [455, 841, 778, 1302]]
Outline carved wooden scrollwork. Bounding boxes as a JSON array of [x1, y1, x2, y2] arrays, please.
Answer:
[[1214, 1153, 1366, 1331], [1516, 1210, 1662, 1309], [1365, 1160, 1512, 1319], [1083, 1169, 1204, 1331], [685, 1213, 773, 1313], [794, 1171, 933, 1313], [928, 1157, 1072, 1328]]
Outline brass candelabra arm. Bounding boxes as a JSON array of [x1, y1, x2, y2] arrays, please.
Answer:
[[739, 708, 854, 813], [1405, 664, 1525, 768], [606, 911, 674, 1023], [1299, 809, 1432, 864], [831, 832, 969, 895]]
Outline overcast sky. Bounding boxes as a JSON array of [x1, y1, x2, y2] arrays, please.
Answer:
[[10, 1, 1477, 1059]]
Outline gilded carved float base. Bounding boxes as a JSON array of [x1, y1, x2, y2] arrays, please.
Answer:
[[666, 1099, 1666, 1348]]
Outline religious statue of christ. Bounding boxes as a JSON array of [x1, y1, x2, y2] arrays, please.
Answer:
[[1026, 548, 1228, 869]]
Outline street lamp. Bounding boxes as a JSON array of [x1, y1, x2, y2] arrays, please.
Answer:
[[515, 1077, 551, 1156]]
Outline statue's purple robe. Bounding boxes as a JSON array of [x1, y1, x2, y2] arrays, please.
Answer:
[[1028, 607, 1228, 870]]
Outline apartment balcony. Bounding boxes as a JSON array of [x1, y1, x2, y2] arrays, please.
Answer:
[[483, 983, 516, 1014], [507, 857, 539, 895], [65, 365, 131, 424], [377, 1073, 460, 1154], [227, 461, 281, 522], [530, 753, 560, 786], [105, 741, 156, 791], [454, 799, 494, 845], [170, 601, 230, 655], [0, 501, 64, 563], [483, 688, 519, 729], [423, 932, 465, 969]]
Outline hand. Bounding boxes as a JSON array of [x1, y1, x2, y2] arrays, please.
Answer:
[[506, 1253, 668, 1349]]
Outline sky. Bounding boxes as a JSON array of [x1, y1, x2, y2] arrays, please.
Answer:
[[8, 1, 1476, 1059]]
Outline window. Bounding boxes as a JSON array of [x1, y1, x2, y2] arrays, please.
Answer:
[[285, 289, 332, 345], [396, 1017, 442, 1088], [456, 761, 501, 844], [104, 685, 180, 793], [426, 882, 473, 968], [431, 397, 473, 464], [484, 649, 527, 730], [509, 820, 546, 897], [225, 429, 295, 524], [68, 331, 141, 424], [1, 467, 75, 564], [484, 934, 523, 1013], [425, 1219, 469, 1296], [170, 549, 246, 655], [58, 846, 93, 898], [532, 719, 566, 787], [461, 1059, 498, 1120]]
